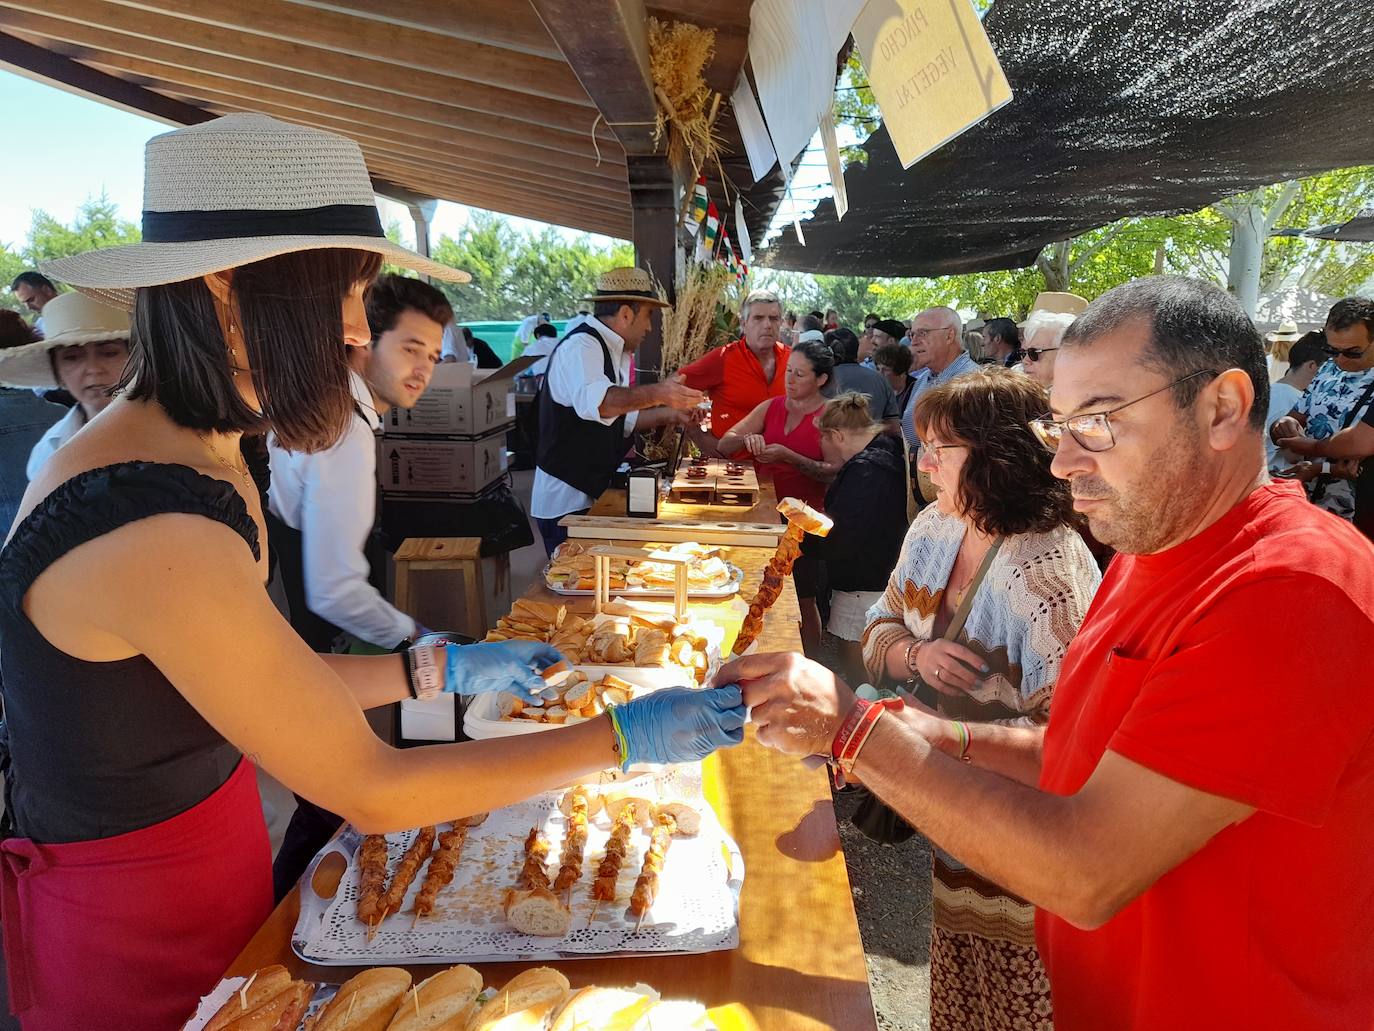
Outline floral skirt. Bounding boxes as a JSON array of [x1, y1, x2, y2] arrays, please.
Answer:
[[929, 924, 1054, 1031]]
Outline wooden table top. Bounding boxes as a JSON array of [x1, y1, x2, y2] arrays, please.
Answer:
[[589, 481, 782, 526], [225, 529, 877, 1030]]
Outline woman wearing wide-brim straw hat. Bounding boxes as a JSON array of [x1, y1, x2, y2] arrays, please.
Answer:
[[0, 113, 745, 1031], [1265, 320, 1304, 383], [0, 291, 133, 482]]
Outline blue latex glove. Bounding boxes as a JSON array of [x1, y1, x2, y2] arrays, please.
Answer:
[[442, 641, 564, 699], [609, 685, 747, 769]]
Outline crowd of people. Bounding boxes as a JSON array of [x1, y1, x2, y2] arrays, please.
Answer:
[[1, 111, 1372, 1031]]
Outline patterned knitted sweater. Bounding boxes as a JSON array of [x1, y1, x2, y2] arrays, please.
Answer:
[[860, 506, 1101, 945], [862, 506, 1100, 725]]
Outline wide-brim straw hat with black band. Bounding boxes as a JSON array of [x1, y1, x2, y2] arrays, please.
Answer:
[[580, 267, 670, 307], [41, 113, 470, 311], [0, 292, 130, 389]]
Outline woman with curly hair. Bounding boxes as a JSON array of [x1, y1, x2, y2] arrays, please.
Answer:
[[861, 367, 1101, 1031]]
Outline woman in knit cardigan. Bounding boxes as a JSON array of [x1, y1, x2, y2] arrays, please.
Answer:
[[862, 367, 1101, 1031]]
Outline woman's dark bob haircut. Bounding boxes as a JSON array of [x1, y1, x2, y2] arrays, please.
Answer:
[[121, 247, 383, 453], [914, 366, 1074, 537]]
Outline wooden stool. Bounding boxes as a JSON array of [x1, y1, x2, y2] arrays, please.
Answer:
[[391, 537, 486, 639]]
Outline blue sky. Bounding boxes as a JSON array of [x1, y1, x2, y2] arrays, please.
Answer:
[[0, 68, 838, 256], [0, 68, 634, 252]]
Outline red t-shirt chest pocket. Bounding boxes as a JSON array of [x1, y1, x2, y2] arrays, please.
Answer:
[[1051, 647, 1156, 793]]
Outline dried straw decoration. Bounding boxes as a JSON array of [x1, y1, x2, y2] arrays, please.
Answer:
[[648, 18, 724, 173], [660, 261, 734, 373]]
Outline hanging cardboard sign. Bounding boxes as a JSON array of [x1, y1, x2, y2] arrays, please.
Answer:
[[852, 0, 1013, 169]]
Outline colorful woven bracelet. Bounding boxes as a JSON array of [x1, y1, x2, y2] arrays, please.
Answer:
[[951, 720, 972, 763]]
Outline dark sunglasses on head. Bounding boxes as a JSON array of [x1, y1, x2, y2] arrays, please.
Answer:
[[1023, 347, 1059, 362], [1323, 343, 1369, 359]]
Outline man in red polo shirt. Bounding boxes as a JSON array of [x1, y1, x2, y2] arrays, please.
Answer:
[[677, 288, 789, 455], [716, 276, 1374, 1030]]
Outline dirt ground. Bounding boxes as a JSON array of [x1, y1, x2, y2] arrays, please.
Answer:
[[833, 787, 934, 1031]]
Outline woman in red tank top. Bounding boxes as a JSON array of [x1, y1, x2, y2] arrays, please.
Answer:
[[719, 339, 839, 651]]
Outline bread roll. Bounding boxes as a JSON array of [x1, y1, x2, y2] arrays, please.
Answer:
[[206, 976, 313, 1031], [548, 986, 658, 1031], [467, 969, 569, 1031], [314, 968, 412, 1031], [505, 887, 572, 937], [382, 966, 482, 1031], [204, 967, 293, 1031]]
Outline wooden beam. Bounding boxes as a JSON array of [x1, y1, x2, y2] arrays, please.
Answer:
[[1, 1, 592, 125], [366, 162, 630, 239], [627, 154, 680, 376], [529, 0, 661, 155], [158, 86, 631, 212], [0, 28, 211, 127], [285, 0, 562, 60], [66, 43, 622, 162], [92, 59, 630, 184], [34, 0, 592, 106], [3, 10, 609, 138]]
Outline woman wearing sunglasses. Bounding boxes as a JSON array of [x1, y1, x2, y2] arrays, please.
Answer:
[[862, 367, 1100, 1031], [1019, 310, 1077, 388]]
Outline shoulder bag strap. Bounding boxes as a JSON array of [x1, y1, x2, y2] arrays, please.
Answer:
[[943, 536, 1003, 641]]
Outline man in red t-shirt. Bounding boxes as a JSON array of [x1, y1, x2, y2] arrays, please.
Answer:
[[715, 276, 1374, 1030], [676, 288, 789, 455]]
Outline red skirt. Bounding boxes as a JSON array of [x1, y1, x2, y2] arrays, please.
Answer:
[[1, 760, 273, 1031]]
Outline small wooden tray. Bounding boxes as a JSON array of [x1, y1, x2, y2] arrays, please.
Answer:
[[668, 458, 761, 506]]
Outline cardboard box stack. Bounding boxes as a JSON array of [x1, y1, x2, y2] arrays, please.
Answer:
[[377, 356, 537, 497]]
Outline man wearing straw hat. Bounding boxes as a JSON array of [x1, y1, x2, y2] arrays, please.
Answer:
[[531, 266, 705, 554], [0, 292, 131, 482]]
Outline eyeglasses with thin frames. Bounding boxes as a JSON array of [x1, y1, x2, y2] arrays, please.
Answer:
[[1323, 343, 1370, 360], [910, 327, 951, 341], [917, 441, 967, 467], [1029, 370, 1218, 453]]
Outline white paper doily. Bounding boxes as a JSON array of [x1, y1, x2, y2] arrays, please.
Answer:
[[292, 767, 742, 965]]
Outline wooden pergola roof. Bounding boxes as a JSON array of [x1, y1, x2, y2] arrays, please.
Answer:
[[0, 0, 783, 246]]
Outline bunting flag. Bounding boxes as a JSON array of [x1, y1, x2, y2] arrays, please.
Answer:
[[737, 260, 749, 285], [683, 175, 709, 237], [691, 176, 709, 224], [695, 201, 721, 264]]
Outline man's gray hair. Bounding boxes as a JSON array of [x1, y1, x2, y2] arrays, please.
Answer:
[[914, 305, 963, 336], [1023, 310, 1077, 349], [741, 288, 782, 321]]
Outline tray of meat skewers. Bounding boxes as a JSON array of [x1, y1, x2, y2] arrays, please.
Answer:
[[291, 767, 743, 964]]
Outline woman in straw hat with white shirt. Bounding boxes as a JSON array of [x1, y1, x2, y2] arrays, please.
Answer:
[[0, 114, 746, 1031], [0, 291, 132, 481]]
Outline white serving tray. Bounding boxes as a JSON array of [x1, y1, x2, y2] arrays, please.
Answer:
[[290, 769, 742, 966]]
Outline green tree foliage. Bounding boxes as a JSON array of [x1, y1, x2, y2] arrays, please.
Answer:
[[2, 194, 141, 312], [758, 167, 1374, 322], [430, 211, 633, 320]]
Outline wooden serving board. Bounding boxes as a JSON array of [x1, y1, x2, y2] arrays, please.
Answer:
[[560, 514, 784, 548], [709, 459, 760, 506], [668, 458, 761, 506]]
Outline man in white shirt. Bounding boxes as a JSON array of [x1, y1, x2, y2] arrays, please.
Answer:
[[266, 273, 450, 897], [268, 274, 449, 652], [531, 267, 705, 554]]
